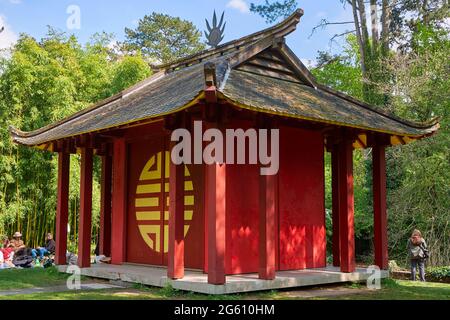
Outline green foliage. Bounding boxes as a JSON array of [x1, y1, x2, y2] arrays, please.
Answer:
[[315, 26, 449, 266], [312, 35, 364, 100], [390, 0, 449, 48], [250, 0, 297, 23], [427, 266, 450, 280], [0, 28, 151, 247], [124, 12, 206, 64], [159, 283, 182, 297], [352, 150, 373, 240], [110, 55, 151, 94], [385, 25, 450, 267]]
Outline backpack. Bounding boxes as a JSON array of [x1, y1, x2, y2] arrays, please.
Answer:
[[13, 255, 33, 268], [43, 258, 54, 268], [15, 248, 33, 258], [420, 243, 430, 259]]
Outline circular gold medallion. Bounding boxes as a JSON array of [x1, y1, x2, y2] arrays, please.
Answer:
[[135, 151, 194, 253]]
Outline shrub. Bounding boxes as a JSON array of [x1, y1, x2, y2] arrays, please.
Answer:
[[427, 266, 450, 279]]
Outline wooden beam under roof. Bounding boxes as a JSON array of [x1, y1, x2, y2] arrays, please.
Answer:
[[276, 43, 317, 88]]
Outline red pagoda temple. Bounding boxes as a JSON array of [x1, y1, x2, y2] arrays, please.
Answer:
[[10, 9, 439, 290]]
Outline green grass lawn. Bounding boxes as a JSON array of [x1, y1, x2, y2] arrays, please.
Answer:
[[0, 267, 70, 290], [0, 268, 448, 300], [313, 279, 450, 300]]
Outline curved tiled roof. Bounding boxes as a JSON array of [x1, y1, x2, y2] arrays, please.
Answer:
[[10, 9, 439, 147]]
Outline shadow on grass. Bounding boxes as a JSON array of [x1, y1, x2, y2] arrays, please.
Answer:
[[132, 283, 279, 300]]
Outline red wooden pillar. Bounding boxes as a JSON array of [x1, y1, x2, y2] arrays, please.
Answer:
[[78, 147, 93, 268], [331, 145, 340, 267], [259, 172, 277, 280], [373, 143, 388, 270], [111, 138, 127, 265], [167, 140, 185, 279], [206, 162, 226, 285], [55, 152, 70, 265], [338, 137, 356, 273], [99, 155, 112, 257]]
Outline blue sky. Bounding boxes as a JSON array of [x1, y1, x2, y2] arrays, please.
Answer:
[[0, 0, 354, 64]]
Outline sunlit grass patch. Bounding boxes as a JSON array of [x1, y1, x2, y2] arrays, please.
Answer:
[[0, 267, 69, 290]]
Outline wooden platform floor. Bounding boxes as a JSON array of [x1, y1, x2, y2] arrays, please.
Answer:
[[57, 264, 389, 295]]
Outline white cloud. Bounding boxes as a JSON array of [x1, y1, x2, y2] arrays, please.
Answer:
[[226, 0, 250, 14], [0, 15, 18, 50], [8, 0, 22, 4]]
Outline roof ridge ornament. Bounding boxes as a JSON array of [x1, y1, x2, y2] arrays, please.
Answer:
[[156, 9, 302, 71], [205, 11, 226, 48]]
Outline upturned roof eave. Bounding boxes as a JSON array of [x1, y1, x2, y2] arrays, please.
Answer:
[[218, 93, 440, 138], [10, 86, 440, 149], [9, 91, 206, 148]]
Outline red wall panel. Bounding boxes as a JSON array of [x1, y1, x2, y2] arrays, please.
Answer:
[[278, 127, 326, 270], [224, 121, 259, 275], [223, 123, 326, 274], [226, 163, 260, 274]]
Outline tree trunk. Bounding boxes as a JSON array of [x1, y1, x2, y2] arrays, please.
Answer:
[[381, 0, 391, 54], [351, 0, 367, 76], [357, 0, 370, 52], [370, 0, 379, 53]]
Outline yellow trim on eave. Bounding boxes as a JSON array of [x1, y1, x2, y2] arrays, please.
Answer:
[[218, 93, 429, 143], [27, 89, 434, 151]]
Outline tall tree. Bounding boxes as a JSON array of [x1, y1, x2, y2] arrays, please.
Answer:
[[384, 25, 450, 266], [124, 13, 206, 64], [251, 0, 448, 105]]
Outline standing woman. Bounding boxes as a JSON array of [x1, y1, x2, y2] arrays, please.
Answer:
[[407, 229, 428, 281]]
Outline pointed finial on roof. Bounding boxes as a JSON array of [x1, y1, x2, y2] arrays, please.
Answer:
[[205, 11, 226, 48]]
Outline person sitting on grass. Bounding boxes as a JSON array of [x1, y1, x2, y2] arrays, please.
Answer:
[[0, 238, 15, 269], [9, 232, 26, 252], [407, 229, 429, 282], [31, 233, 56, 260], [2, 235, 10, 249]]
